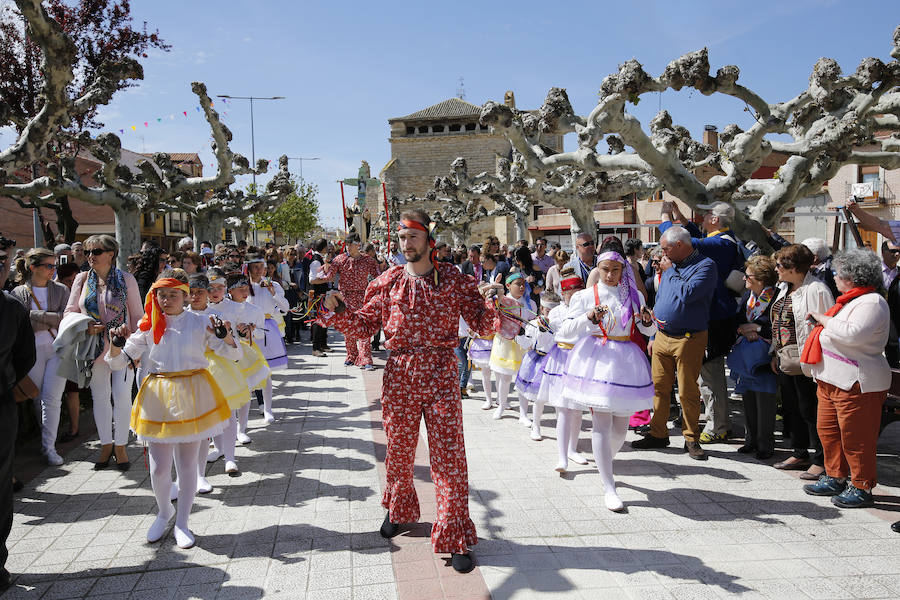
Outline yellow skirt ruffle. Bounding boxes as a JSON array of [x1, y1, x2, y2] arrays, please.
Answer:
[[205, 350, 250, 410], [274, 312, 286, 336], [131, 369, 231, 443], [489, 335, 523, 377], [237, 340, 270, 391]]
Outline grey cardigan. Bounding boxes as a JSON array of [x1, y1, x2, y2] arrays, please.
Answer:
[[11, 280, 70, 334]]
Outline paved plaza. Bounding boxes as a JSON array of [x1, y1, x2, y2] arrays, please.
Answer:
[[5, 335, 900, 599]]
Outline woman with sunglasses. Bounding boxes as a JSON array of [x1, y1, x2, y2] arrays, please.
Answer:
[[65, 235, 143, 470], [11, 248, 70, 466]]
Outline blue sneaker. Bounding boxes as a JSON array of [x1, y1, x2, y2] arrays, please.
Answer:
[[831, 484, 875, 508], [803, 475, 848, 497]]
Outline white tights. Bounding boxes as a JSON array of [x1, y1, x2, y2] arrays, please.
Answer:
[[237, 401, 251, 434], [261, 380, 273, 416], [149, 441, 201, 539], [554, 408, 583, 470], [213, 412, 238, 462], [480, 366, 493, 404], [590, 412, 630, 502], [495, 373, 512, 409], [532, 400, 546, 437]]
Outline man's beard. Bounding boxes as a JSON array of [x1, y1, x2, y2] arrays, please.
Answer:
[[404, 249, 425, 263]]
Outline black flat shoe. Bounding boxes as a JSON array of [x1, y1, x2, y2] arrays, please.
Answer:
[[755, 450, 774, 460], [737, 444, 757, 454], [379, 513, 399, 538], [891, 521, 900, 533], [116, 460, 131, 472], [451, 552, 475, 573], [94, 457, 112, 470]]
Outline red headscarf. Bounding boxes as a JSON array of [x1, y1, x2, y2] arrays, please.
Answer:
[[800, 286, 874, 365], [138, 278, 190, 344], [560, 273, 585, 292]]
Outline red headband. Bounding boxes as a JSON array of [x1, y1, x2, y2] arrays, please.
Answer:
[[560, 275, 585, 292], [398, 219, 436, 249]]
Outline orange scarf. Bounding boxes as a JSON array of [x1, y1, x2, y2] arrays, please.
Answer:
[[138, 278, 190, 344], [800, 286, 874, 365]]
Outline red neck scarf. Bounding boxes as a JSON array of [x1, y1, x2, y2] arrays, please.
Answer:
[[800, 286, 874, 365]]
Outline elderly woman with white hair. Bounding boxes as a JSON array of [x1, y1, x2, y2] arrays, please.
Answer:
[[801, 249, 890, 509], [800, 237, 838, 299]]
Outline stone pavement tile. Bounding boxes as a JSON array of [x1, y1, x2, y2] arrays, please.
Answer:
[[354, 583, 399, 600], [621, 585, 677, 600], [215, 578, 267, 600], [135, 568, 188, 590], [741, 579, 810, 599], [44, 577, 96, 599], [666, 583, 723, 600], [556, 567, 620, 589], [829, 575, 895, 598], [352, 564, 395, 586], [306, 587, 351, 600], [393, 558, 438, 582], [224, 558, 270, 580], [306, 567, 353, 591], [171, 583, 223, 600], [86, 573, 141, 595]]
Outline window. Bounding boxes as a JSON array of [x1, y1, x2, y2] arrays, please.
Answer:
[[406, 126, 415, 135], [465, 123, 476, 131], [417, 125, 428, 134], [449, 124, 461, 132], [648, 190, 665, 203], [432, 124, 445, 133], [479, 124, 489, 131]]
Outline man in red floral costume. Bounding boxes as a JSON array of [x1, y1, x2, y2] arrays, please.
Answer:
[[321, 209, 498, 573], [319, 233, 381, 370]]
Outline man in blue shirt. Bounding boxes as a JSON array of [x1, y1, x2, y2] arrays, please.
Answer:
[[566, 233, 596, 283], [632, 225, 717, 460], [659, 201, 741, 444]]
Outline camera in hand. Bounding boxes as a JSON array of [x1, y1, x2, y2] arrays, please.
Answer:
[[212, 316, 228, 339], [112, 334, 126, 348]]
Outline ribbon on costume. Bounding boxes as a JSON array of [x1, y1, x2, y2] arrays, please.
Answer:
[[138, 278, 190, 344], [596, 251, 642, 330]]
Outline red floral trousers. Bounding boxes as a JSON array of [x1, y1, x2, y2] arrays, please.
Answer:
[[342, 290, 373, 366], [381, 347, 477, 554]]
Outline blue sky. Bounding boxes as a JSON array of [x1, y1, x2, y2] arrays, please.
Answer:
[[5, 0, 897, 230]]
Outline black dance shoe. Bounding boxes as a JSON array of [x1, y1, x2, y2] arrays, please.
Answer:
[[451, 552, 475, 573], [379, 513, 399, 538]]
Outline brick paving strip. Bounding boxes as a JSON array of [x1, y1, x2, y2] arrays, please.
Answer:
[[5, 334, 900, 599]]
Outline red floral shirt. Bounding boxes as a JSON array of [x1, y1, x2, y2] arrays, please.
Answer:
[[322, 252, 380, 293]]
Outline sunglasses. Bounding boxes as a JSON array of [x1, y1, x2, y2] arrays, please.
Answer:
[[86, 248, 108, 256], [36, 263, 56, 269], [578, 242, 595, 247], [888, 249, 900, 255]]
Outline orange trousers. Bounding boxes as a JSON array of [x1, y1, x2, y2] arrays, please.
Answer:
[[816, 381, 885, 490]]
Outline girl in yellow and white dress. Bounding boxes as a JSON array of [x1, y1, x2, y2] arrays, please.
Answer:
[[186, 272, 247, 485], [206, 269, 269, 464], [488, 272, 536, 424], [226, 273, 270, 444], [107, 272, 241, 549]]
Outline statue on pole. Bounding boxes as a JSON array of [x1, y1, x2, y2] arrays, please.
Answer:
[[341, 160, 381, 243]]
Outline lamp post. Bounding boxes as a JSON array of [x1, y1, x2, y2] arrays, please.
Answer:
[[285, 156, 320, 180], [216, 94, 284, 243]]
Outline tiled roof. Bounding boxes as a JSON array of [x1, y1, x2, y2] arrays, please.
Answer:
[[142, 152, 201, 163], [391, 98, 481, 122]]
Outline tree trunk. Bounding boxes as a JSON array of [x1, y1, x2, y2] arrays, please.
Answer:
[[515, 213, 528, 241], [193, 214, 225, 248], [54, 198, 79, 243], [114, 206, 141, 271], [568, 204, 596, 247]]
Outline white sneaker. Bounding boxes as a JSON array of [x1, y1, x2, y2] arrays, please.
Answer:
[[206, 449, 223, 463], [224, 460, 239, 474], [197, 477, 213, 494], [173, 525, 195, 549], [604, 490, 625, 512], [263, 411, 275, 425], [518, 416, 533, 428], [45, 450, 64, 466], [147, 505, 175, 543], [236, 432, 252, 445], [481, 399, 493, 410]]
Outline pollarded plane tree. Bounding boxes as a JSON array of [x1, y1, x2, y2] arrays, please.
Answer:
[[1, 79, 270, 267], [480, 26, 900, 247]]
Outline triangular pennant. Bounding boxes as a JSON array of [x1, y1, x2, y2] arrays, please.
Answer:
[[183, 111, 187, 116], [131, 125, 136, 131], [144, 122, 148, 127]]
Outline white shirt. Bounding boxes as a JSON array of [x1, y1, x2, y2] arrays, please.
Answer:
[[226, 298, 266, 341], [248, 280, 290, 317], [882, 262, 897, 289], [309, 259, 323, 284], [515, 318, 556, 354], [106, 310, 241, 373], [558, 283, 656, 344]]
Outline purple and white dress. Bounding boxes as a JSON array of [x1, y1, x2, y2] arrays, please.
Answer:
[[559, 282, 655, 416], [537, 304, 576, 407], [514, 319, 555, 401]]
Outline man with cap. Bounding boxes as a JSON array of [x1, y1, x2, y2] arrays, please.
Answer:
[[658, 200, 741, 444], [320, 209, 499, 573]]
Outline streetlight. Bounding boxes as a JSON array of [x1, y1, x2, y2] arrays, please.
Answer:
[[216, 94, 284, 243], [285, 156, 320, 180], [215, 94, 285, 191]]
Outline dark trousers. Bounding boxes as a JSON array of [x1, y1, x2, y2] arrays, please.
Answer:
[[742, 390, 777, 453], [779, 373, 823, 465], [311, 322, 328, 351], [455, 338, 471, 390], [0, 396, 17, 580]]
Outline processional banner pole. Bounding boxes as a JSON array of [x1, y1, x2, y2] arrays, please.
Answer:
[[339, 181, 348, 234]]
